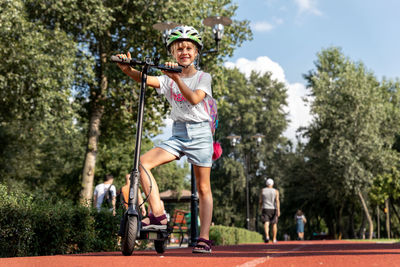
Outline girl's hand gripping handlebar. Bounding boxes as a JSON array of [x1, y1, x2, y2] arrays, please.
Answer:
[[110, 55, 182, 73]]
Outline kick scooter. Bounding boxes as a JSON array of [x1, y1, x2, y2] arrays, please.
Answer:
[[110, 55, 182, 255]]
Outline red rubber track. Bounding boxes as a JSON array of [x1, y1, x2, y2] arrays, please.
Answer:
[[1, 240, 400, 267]]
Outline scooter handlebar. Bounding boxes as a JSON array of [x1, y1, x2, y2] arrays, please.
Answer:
[[110, 55, 182, 73]]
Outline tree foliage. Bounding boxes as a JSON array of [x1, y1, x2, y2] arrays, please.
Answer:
[[23, 0, 252, 203], [0, 0, 85, 198], [370, 167, 400, 204], [212, 68, 289, 228], [289, 47, 400, 238], [0, 0, 251, 202]]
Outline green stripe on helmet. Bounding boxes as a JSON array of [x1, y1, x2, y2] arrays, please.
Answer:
[[166, 26, 203, 51]]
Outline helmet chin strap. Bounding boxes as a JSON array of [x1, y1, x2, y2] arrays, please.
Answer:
[[178, 62, 194, 69]]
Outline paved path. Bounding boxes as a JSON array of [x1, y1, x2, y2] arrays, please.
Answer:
[[1, 240, 400, 267]]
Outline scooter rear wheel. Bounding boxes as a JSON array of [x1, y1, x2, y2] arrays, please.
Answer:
[[154, 240, 166, 254], [121, 215, 138, 256]]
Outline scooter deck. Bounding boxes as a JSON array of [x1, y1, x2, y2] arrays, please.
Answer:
[[138, 228, 169, 241]]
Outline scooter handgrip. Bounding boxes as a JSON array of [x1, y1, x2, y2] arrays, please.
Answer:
[[157, 65, 182, 73], [110, 55, 131, 64]]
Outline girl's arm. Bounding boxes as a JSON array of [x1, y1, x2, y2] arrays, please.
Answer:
[[162, 62, 206, 105], [117, 52, 160, 89], [173, 78, 206, 105]]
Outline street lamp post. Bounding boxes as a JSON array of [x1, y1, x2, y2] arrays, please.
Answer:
[[202, 16, 232, 53], [227, 134, 264, 230], [153, 17, 231, 246], [189, 165, 198, 247]]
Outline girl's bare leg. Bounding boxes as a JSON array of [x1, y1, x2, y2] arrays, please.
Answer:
[[139, 147, 177, 224], [193, 166, 213, 243]]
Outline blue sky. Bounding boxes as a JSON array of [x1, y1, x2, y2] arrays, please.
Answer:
[[155, 0, 400, 143], [229, 0, 400, 82], [224, 0, 400, 141]]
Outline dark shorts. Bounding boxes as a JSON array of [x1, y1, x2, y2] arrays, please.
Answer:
[[261, 209, 278, 224]]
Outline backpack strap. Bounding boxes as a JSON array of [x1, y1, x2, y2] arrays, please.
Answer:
[[198, 71, 205, 84], [198, 72, 218, 137], [105, 183, 111, 193], [105, 184, 112, 199], [199, 71, 210, 118]]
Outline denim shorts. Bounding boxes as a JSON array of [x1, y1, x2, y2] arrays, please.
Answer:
[[157, 121, 213, 167]]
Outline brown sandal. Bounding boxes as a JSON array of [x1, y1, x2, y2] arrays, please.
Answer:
[[142, 213, 167, 230]]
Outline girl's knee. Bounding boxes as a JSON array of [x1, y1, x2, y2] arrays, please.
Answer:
[[139, 156, 152, 171], [197, 184, 212, 197]]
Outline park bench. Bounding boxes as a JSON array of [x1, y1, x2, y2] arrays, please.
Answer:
[[169, 209, 189, 246]]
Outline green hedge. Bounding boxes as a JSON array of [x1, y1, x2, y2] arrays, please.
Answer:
[[0, 183, 263, 257], [210, 225, 263, 245], [0, 184, 120, 257]]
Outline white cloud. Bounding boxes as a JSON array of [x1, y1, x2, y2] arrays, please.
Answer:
[[284, 82, 312, 141], [294, 0, 322, 16], [224, 57, 286, 83], [251, 21, 274, 32], [225, 56, 312, 142], [273, 17, 284, 25]]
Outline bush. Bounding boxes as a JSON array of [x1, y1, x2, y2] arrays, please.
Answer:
[[0, 183, 120, 257], [30, 201, 96, 255], [210, 225, 263, 245], [0, 184, 35, 257], [91, 210, 121, 251]]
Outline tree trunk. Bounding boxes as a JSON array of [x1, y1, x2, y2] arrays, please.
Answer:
[[390, 197, 400, 223], [385, 199, 391, 239], [357, 189, 373, 240], [358, 213, 366, 239], [80, 105, 104, 206], [326, 215, 335, 239], [79, 48, 108, 206], [338, 204, 344, 239], [349, 203, 355, 239], [377, 205, 380, 239]]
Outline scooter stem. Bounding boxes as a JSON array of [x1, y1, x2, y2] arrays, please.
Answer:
[[127, 63, 149, 215]]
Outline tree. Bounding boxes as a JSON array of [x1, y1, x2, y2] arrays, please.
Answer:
[[24, 0, 252, 205], [302, 47, 400, 239], [0, 0, 85, 197], [212, 68, 289, 229]]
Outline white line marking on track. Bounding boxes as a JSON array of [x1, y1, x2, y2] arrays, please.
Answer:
[[235, 257, 268, 267], [235, 243, 307, 267]]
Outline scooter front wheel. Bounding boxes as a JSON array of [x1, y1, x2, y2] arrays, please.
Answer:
[[121, 215, 138, 256]]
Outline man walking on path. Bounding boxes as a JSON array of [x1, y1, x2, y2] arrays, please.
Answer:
[[93, 174, 117, 216], [259, 178, 280, 243]]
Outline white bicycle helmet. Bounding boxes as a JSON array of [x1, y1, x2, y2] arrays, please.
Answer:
[[166, 25, 203, 52]]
